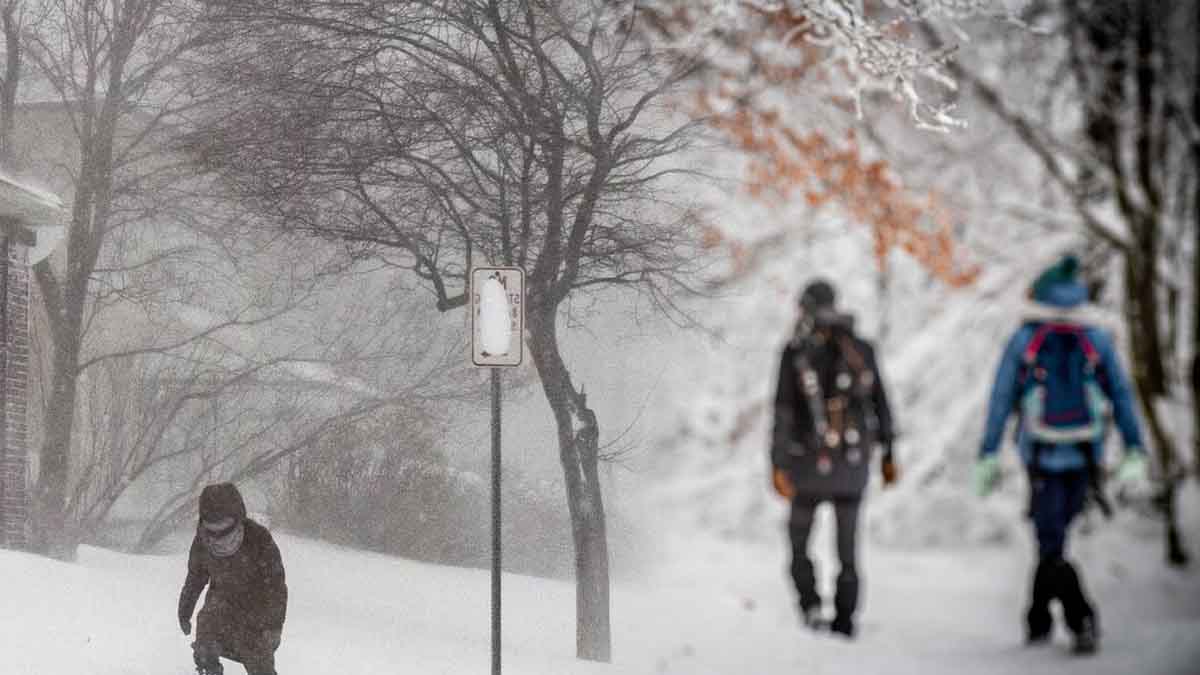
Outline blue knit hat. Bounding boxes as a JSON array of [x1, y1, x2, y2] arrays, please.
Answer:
[[1030, 255, 1088, 308], [1031, 255, 1078, 298]]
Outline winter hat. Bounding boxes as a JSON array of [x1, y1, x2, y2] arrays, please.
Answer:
[[1029, 254, 1090, 309], [799, 279, 837, 315], [1030, 255, 1079, 300], [199, 483, 247, 558], [799, 278, 853, 330], [199, 482, 247, 527]]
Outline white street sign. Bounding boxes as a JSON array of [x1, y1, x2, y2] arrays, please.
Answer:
[[471, 266, 524, 367]]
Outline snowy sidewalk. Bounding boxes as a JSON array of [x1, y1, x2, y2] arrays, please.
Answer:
[[627, 483, 1200, 675], [2, 487, 1199, 674]]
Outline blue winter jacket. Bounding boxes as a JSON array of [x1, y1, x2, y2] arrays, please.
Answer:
[[979, 281, 1144, 472]]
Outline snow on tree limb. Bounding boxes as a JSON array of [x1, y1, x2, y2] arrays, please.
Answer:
[[622, 0, 997, 286], [630, 0, 1024, 131]]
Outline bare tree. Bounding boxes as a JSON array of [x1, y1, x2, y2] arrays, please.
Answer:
[[13, 0, 227, 558], [185, 0, 705, 660], [1186, 2, 1200, 491], [64, 262, 468, 555], [18, 0, 430, 559]]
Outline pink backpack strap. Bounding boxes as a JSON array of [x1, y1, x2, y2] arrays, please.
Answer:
[[1072, 328, 1100, 365], [1025, 323, 1100, 366], [1023, 324, 1054, 364]]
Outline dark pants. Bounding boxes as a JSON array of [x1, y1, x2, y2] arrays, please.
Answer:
[[1027, 470, 1095, 636], [788, 495, 861, 625], [193, 598, 279, 675]]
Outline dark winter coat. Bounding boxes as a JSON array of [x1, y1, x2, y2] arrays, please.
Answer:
[[771, 323, 894, 498], [179, 483, 288, 648]]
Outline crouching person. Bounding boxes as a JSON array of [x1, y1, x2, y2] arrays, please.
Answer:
[[179, 482, 288, 675]]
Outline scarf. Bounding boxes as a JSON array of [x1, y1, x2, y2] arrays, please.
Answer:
[[201, 518, 245, 558]]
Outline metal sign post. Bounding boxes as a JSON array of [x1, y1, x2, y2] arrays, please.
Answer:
[[470, 266, 524, 675]]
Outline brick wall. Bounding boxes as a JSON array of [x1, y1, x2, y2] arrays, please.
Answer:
[[0, 233, 30, 549]]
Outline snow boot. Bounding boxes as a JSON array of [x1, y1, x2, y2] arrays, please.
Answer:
[[803, 606, 823, 630], [1025, 629, 1051, 646], [1025, 558, 1055, 644], [832, 566, 858, 633], [1054, 559, 1097, 640], [1072, 616, 1099, 655], [799, 601, 826, 630], [829, 615, 855, 639]]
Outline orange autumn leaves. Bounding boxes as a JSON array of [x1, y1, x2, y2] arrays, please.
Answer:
[[700, 100, 980, 288], [636, 1, 980, 286], [653, 0, 980, 288]]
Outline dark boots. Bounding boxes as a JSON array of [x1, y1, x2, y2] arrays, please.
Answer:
[[1025, 558, 1055, 643], [794, 573, 857, 637], [830, 566, 858, 637], [1073, 616, 1099, 655], [1025, 557, 1098, 653]]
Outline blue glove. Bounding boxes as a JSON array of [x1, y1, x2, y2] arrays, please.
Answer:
[[973, 455, 1001, 497]]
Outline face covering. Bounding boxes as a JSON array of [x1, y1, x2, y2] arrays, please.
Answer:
[[201, 516, 245, 558]]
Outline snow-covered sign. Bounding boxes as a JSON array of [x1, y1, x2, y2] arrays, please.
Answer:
[[470, 266, 524, 367]]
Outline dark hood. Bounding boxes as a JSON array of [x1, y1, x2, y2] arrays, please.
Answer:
[[198, 482, 247, 523]]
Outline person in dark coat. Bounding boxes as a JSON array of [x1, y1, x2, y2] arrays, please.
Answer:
[[770, 279, 897, 638], [179, 483, 288, 675], [975, 255, 1147, 654]]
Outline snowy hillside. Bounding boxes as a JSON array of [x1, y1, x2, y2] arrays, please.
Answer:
[[3, 482, 1198, 674]]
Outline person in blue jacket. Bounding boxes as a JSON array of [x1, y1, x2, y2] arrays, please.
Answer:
[[975, 254, 1147, 655]]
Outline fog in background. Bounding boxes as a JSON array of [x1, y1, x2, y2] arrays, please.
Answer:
[[0, 1, 1197, 672]]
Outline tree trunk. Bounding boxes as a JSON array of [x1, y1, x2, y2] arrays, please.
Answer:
[[33, 320, 82, 559], [1193, 189, 1199, 475], [0, 3, 20, 166], [525, 302, 611, 662], [1080, 0, 1188, 566], [1192, 6, 1200, 477], [32, 142, 108, 558], [29, 76, 122, 556], [1124, 246, 1190, 566]]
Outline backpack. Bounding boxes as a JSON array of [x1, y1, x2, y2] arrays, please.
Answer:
[[792, 330, 878, 473], [1017, 323, 1108, 445]]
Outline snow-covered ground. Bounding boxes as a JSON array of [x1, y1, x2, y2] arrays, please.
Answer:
[[3, 480, 1198, 675], [5, 214, 1195, 674], [2, 194, 1195, 674]]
